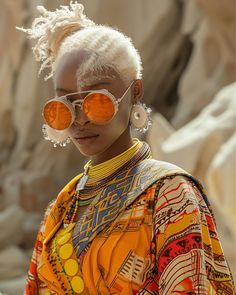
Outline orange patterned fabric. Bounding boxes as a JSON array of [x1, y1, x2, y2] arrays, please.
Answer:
[[24, 163, 234, 294]]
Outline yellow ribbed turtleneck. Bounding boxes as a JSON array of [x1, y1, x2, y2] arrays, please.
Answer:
[[83, 138, 143, 184]]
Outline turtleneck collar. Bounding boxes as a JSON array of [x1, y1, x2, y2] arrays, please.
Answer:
[[83, 139, 149, 184]]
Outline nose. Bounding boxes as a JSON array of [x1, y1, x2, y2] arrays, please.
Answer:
[[74, 105, 90, 126]]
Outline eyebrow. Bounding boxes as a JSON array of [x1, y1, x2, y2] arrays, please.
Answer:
[[55, 87, 73, 93], [55, 82, 111, 94], [87, 81, 111, 87]]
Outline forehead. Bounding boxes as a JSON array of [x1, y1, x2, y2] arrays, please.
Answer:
[[54, 49, 120, 91]]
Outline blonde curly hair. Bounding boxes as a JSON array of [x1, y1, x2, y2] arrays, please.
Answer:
[[17, 1, 142, 84]]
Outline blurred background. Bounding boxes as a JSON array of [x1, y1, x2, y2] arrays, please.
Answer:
[[0, 0, 235, 294]]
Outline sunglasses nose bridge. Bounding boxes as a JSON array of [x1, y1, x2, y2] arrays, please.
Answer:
[[72, 100, 91, 125], [72, 100, 83, 109]]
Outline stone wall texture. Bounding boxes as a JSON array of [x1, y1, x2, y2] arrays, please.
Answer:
[[0, 0, 235, 293]]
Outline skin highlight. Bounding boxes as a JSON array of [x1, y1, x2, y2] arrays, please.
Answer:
[[54, 49, 144, 165]]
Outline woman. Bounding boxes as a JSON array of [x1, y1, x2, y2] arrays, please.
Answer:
[[18, 3, 234, 294]]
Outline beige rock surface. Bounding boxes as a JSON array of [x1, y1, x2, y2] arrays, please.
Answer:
[[0, 275, 26, 295], [172, 0, 236, 127], [0, 246, 28, 279], [0, 206, 24, 249], [0, 0, 235, 293]]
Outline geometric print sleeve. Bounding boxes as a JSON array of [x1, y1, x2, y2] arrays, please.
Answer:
[[140, 175, 235, 295], [24, 201, 55, 295]]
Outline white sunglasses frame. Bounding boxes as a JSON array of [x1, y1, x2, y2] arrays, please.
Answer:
[[43, 81, 134, 130]]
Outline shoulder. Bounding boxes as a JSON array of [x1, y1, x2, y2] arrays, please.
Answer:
[[140, 159, 208, 205], [138, 159, 211, 213], [144, 158, 190, 177], [144, 159, 204, 191], [153, 174, 212, 226], [146, 159, 205, 196], [155, 174, 203, 203]]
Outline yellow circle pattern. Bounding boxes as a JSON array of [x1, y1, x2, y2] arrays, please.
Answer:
[[64, 259, 79, 276], [59, 243, 73, 260], [71, 276, 85, 293], [56, 223, 85, 293]]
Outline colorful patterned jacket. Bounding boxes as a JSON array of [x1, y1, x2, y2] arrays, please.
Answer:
[[24, 159, 235, 294]]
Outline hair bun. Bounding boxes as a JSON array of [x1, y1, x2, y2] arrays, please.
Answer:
[[17, 2, 95, 79]]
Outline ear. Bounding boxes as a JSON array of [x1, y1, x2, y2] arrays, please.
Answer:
[[131, 79, 144, 104]]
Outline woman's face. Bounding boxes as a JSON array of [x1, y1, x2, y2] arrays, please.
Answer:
[[54, 49, 142, 164]]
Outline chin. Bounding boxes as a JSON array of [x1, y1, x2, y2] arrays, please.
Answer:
[[77, 148, 98, 157], [72, 142, 105, 157]]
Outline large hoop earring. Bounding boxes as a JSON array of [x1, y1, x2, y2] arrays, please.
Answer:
[[130, 103, 152, 133], [42, 124, 71, 147]]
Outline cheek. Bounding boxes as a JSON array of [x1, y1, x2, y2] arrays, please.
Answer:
[[118, 99, 132, 120], [105, 99, 133, 133], [111, 106, 131, 131]]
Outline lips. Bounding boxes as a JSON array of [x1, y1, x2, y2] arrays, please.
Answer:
[[74, 131, 99, 144], [75, 131, 99, 139]]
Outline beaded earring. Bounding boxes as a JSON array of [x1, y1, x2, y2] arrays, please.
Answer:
[[130, 103, 152, 133], [42, 124, 71, 147]]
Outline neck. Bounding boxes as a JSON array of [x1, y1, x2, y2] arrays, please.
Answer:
[[90, 128, 134, 166]]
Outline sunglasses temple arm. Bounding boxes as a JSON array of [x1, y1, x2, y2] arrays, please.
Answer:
[[117, 81, 134, 103]]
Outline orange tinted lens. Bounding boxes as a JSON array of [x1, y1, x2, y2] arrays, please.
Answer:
[[83, 93, 115, 124], [43, 100, 72, 130]]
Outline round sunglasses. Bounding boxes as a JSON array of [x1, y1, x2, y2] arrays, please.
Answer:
[[43, 82, 133, 130]]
